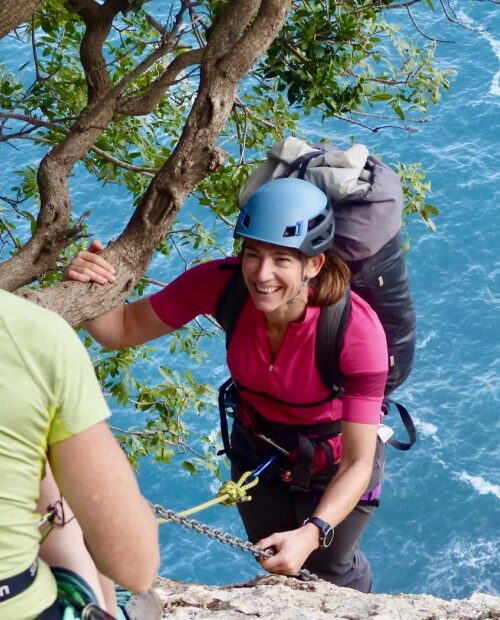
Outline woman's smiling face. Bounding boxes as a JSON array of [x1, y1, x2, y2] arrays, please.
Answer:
[[241, 240, 307, 313]]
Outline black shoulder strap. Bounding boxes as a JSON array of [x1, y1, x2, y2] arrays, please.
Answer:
[[215, 266, 249, 350], [315, 288, 351, 391]]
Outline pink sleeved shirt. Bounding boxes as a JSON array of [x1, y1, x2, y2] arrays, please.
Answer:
[[150, 257, 388, 439]]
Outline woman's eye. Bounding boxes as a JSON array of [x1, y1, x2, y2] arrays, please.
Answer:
[[276, 256, 291, 264], [244, 251, 259, 261]]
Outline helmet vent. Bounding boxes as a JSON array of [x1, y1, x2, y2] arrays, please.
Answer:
[[308, 212, 326, 231], [311, 223, 334, 249], [283, 225, 298, 238]]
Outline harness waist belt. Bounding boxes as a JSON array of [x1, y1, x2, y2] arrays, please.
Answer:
[[0, 559, 38, 602], [250, 406, 342, 448]]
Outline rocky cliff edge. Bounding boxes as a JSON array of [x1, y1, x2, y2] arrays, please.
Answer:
[[154, 575, 500, 619]]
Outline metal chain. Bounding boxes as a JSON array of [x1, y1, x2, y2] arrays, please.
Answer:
[[153, 504, 319, 582]]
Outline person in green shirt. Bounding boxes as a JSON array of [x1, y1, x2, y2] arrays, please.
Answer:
[[0, 291, 160, 619]]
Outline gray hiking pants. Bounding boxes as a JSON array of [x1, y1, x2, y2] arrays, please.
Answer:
[[232, 438, 386, 592]]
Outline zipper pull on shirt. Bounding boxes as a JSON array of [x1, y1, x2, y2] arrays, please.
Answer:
[[268, 364, 274, 372]]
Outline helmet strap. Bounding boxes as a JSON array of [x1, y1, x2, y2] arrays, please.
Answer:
[[286, 277, 310, 305], [286, 255, 309, 305]]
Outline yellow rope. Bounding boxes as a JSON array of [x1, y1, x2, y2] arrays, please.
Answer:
[[157, 470, 259, 524]]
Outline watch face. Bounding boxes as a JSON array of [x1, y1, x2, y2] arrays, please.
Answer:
[[305, 517, 334, 549], [322, 526, 334, 548]]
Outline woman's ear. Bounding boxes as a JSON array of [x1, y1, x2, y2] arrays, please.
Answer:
[[305, 253, 325, 279]]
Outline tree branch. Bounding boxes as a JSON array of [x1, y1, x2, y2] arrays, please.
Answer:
[[406, 5, 454, 42], [89, 146, 157, 176], [19, 0, 293, 324], [0, 216, 21, 249], [0, 111, 68, 132], [439, 0, 477, 30], [332, 112, 418, 134], [65, 0, 121, 102], [117, 48, 204, 116], [31, 15, 42, 81], [0, 3, 191, 290], [0, 112, 155, 176]]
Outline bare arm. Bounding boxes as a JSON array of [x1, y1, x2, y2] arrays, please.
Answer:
[[48, 421, 160, 593], [82, 297, 174, 349], [312, 421, 378, 527], [257, 421, 378, 576], [66, 240, 174, 348], [37, 464, 110, 611]]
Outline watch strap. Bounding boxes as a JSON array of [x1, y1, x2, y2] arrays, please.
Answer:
[[303, 516, 334, 548]]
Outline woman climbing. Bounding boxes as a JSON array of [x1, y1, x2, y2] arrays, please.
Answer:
[[66, 177, 388, 592]]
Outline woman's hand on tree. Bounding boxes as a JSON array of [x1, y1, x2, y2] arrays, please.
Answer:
[[256, 524, 320, 577], [65, 240, 116, 285]]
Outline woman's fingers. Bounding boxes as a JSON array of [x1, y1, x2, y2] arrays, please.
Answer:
[[256, 528, 317, 576], [256, 534, 283, 570], [65, 244, 116, 285], [66, 263, 112, 285]]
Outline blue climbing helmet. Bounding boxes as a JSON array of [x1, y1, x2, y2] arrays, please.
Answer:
[[234, 178, 334, 256]]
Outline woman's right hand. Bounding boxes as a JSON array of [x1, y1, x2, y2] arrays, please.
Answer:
[[65, 240, 116, 285]]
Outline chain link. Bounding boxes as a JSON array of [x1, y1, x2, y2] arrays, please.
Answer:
[[153, 504, 319, 582]]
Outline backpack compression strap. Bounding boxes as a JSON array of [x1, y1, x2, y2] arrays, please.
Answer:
[[383, 399, 417, 450], [286, 150, 325, 179]]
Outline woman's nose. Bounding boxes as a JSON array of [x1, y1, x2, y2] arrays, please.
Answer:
[[255, 258, 273, 281]]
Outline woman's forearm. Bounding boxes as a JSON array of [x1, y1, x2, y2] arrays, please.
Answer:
[[83, 297, 174, 349], [83, 305, 127, 350], [313, 458, 373, 528], [312, 420, 379, 527]]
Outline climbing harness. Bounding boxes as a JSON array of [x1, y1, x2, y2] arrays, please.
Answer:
[[218, 377, 344, 493], [153, 503, 318, 582]]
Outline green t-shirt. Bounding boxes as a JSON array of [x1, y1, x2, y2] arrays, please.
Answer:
[[0, 291, 110, 620]]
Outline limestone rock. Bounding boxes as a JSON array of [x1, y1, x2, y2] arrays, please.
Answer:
[[154, 575, 500, 619]]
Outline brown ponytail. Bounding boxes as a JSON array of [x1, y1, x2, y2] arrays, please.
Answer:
[[310, 248, 350, 306]]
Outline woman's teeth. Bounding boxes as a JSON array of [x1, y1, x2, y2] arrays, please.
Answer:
[[255, 285, 279, 294]]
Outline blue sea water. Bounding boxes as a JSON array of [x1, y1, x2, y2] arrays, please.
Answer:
[[1, 2, 499, 600]]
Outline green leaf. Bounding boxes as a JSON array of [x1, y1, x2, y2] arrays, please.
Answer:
[[424, 204, 439, 216], [393, 103, 405, 120], [182, 461, 197, 474]]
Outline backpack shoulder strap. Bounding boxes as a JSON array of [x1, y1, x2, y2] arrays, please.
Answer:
[[215, 265, 249, 350], [315, 287, 351, 391]]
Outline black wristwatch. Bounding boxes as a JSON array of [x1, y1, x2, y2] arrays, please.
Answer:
[[303, 516, 334, 549]]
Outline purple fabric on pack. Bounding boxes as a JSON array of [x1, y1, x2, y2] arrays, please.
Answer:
[[360, 483, 381, 502]]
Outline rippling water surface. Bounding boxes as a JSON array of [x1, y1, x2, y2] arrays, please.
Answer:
[[0, 2, 498, 598]]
